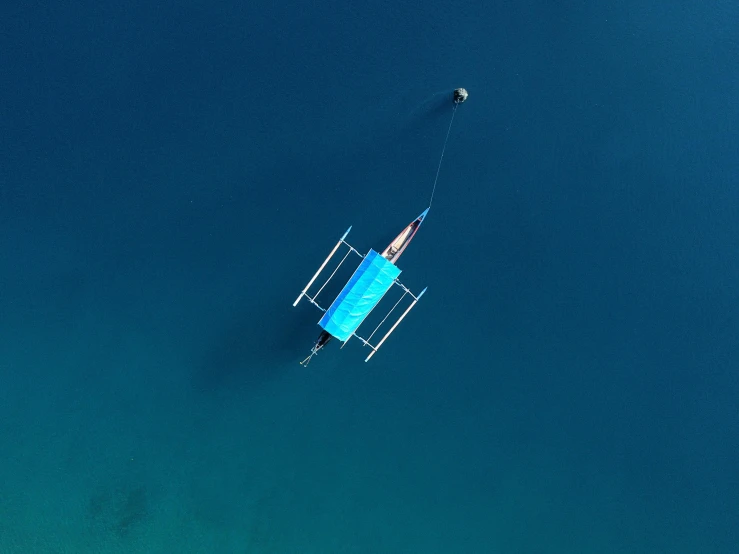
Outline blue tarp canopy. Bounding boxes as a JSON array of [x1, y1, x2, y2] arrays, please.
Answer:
[[319, 249, 401, 341]]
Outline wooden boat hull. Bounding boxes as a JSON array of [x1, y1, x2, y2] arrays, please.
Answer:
[[381, 208, 429, 264]]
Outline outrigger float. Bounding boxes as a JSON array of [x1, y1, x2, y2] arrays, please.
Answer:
[[292, 88, 468, 365]]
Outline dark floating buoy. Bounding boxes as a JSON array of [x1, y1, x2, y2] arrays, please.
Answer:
[[453, 88, 469, 104]]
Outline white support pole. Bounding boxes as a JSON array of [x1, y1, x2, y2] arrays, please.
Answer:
[[293, 226, 351, 307], [365, 287, 427, 362]]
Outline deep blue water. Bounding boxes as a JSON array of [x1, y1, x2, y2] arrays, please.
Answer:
[[1, 1, 737, 552]]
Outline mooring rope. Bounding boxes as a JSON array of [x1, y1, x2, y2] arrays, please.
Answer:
[[428, 102, 459, 207]]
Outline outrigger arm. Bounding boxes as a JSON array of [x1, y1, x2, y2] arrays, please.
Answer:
[[364, 286, 427, 362], [293, 226, 352, 307]]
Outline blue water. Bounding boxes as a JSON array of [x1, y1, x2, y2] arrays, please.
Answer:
[[1, 1, 737, 552]]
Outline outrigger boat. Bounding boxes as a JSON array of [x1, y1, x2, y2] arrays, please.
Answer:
[[292, 87, 469, 366], [293, 209, 429, 365]]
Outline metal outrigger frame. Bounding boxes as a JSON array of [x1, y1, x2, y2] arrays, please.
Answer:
[[293, 226, 427, 362]]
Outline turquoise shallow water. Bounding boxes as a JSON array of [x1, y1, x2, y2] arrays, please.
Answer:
[[1, 0, 738, 552]]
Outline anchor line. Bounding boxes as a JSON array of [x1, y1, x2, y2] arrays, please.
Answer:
[[428, 102, 459, 208]]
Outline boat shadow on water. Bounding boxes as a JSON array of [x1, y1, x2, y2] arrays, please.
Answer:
[[191, 300, 317, 392], [404, 90, 454, 128]]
